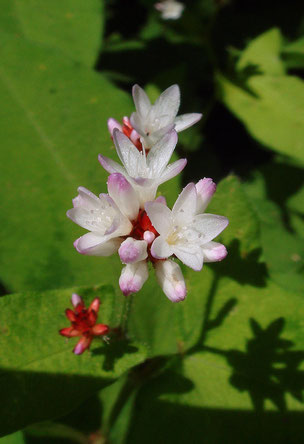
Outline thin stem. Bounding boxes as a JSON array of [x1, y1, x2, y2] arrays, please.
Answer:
[[120, 294, 133, 336]]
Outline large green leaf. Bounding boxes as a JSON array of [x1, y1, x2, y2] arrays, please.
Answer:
[[243, 168, 304, 292], [0, 31, 180, 293], [217, 73, 304, 164], [127, 278, 304, 443], [1, 0, 103, 66], [0, 284, 147, 437], [237, 28, 285, 75]]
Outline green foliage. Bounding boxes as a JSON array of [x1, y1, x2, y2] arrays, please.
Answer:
[[217, 74, 304, 164], [0, 284, 147, 436], [237, 28, 285, 75], [1, 0, 104, 66]]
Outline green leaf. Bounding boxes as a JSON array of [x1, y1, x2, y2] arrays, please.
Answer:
[[1, 0, 104, 66], [0, 284, 147, 437], [237, 28, 285, 75], [282, 36, 304, 69], [127, 280, 304, 443], [0, 431, 24, 444], [217, 73, 304, 164], [243, 169, 304, 292]]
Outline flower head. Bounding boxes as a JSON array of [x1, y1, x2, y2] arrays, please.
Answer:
[[155, 0, 185, 20], [146, 180, 229, 271], [99, 128, 186, 205], [59, 294, 109, 355], [129, 84, 202, 148]]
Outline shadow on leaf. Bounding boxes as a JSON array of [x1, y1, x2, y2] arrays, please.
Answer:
[[207, 317, 304, 412], [92, 339, 139, 372]]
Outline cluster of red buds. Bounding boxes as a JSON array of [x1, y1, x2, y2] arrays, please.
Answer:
[[59, 294, 109, 354]]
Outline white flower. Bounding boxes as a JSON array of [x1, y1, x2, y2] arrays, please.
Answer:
[[67, 173, 147, 261], [129, 84, 202, 148], [145, 181, 228, 271], [155, 0, 185, 20], [99, 128, 186, 205]]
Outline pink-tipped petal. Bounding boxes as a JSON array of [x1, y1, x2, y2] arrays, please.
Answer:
[[195, 178, 216, 213], [92, 324, 109, 336], [202, 241, 228, 263], [119, 238, 148, 264], [107, 118, 122, 136], [89, 297, 100, 313], [155, 260, 187, 303], [73, 336, 92, 355], [119, 261, 149, 296], [71, 293, 82, 307], [107, 173, 139, 220]]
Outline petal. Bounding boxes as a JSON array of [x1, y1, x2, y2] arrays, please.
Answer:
[[153, 85, 180, 127], [174, 113, 202, 132], [59, 327, 80, 337], [92, 324, 109, 336], [202, 241, 228, 262], [151, 235, 174, 259], [113, 129, 142, 177], [145, 201, 172, 236], [119, 261, 149, 296], [73, 336, 92, 355], [155, 195, 167, 205], [107, 118, 122, 136], [72, 187, 100, 209], [173, 244, 204, 271], [89, 297, 100, 313], [132, 84, 151, 117], [192, 214, 229, 244], [145, 123, 175, 146], [195, 178, 216, 213], [118, 237, 148, 264], [155, 260, 187, 302], [107, 173, 139, 220], [147, 129, 178, 175], [158, 158, 187, 185], [98, 154, 126, 176], [74, 233, 123, 256], [65, 308, 76, 322], [172, 183, 197, 223], [71, 293, 82, 307]]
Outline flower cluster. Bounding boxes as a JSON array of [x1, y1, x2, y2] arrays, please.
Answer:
[[67, 84, 229, 302], [60, 294, 109, 354]]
